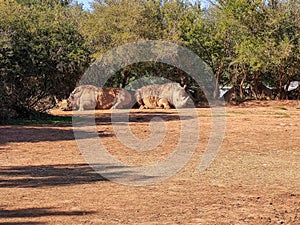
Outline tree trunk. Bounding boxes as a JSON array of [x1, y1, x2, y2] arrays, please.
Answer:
[[121, 70, 129, 88], [252, 71, 259, 99], [278, 68, 287, 100], [213, 62, 223, 99], [230, 66, 239, 102], [178, 68, 186, 87], [239, 66, 247, 99]]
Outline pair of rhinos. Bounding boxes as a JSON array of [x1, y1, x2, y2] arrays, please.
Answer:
[[63, 82, 190, 111]]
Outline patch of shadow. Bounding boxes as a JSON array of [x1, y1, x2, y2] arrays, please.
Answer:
[[0, 126, 113, 144], [0, 111, 195, 144], [0, 222, 46, 225], [95, 110, 195, 125], [0, 207, 95, 220], [0, 163, 159, 188], [90, 164, 161, 185], [0, 164, 107, 188]]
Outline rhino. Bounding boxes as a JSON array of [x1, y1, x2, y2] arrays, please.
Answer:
[[134, 83, 189, 109], [97, 87, 132, 109], [66, 85, 100, 111], [63, 85, 132, 111]]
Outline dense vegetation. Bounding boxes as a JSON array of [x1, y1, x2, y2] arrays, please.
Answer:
[[0, 0, 91, 120], [1, 0, 300, 120]]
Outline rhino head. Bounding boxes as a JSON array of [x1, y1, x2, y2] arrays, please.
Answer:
[[172, 84, 190, 108], [64, 93, 79, 111], [56, 99, 68, 111]]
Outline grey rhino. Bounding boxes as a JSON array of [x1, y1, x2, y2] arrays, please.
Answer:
[[67, 85, 100, 111], [134, 83, 189, 109], [64, 85, 132, 111]]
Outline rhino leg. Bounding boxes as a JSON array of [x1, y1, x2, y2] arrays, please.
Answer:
[[79, 96, 86, 111], [111, 100, 121, 109], [139, 105, 147, 109], [110, 89, 131, 109], [141, 96, 159, 109], [78, 106, 84, 111], [135, 98, 144, 109], [158, 98, 171, 109], [111, 93, 124, 109], [111, 96, 124, 109]]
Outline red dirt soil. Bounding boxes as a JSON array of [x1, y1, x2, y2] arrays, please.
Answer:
[[0, 100, 299, 224]]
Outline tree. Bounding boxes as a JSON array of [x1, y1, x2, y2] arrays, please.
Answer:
[[78, 0, 207, 89], [0, 0, 91, 119], [199, 0, 300, 100]]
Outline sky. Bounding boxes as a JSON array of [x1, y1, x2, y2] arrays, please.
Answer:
[[76, 0, 205, 11], [76, 0, 93, 10]]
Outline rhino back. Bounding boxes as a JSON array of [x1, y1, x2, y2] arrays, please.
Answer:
[[97, 88, 131, 109], [135, 84, 163, 101], [159, 83, 182, 103]]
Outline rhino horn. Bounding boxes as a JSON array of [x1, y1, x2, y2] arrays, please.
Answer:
[[182, 95, 189, 104]]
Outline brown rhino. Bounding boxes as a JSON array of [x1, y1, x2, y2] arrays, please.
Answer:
[[97, 87, 132, 110], [134, 83, 189, 109], [64, 85, 132, 111]]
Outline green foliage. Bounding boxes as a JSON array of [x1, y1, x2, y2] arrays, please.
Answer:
[[2, 0, 300, 121], [0, 0, 91, 119], [196, 0, 300, 100], [79, 0, 203, 88]]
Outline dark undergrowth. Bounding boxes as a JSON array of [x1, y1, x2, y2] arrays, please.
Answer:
[[0, 111, 72, 125]]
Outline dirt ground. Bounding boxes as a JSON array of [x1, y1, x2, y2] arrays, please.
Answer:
[[0, 100, 299, 224]]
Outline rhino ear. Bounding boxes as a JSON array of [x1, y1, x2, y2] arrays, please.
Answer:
[[177, 83, 186, 89]]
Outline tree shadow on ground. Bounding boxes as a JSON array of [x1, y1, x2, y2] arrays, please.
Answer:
[[0, 207, 95, 218], [0, 207, 95, 224], [94, 110, 196, 125], [0, 164, 106, 188], [58, 109, 197, 124], [0, 222, 45, 225], [0, 126, 113, 145], [0, 163, 157, 188], [0, 111, 196, 144]]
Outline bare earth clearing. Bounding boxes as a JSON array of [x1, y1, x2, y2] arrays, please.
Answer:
[[0, 101, 299, 224]]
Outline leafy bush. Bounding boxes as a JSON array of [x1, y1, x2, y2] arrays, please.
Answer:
[[0, 0, 91, 120]]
